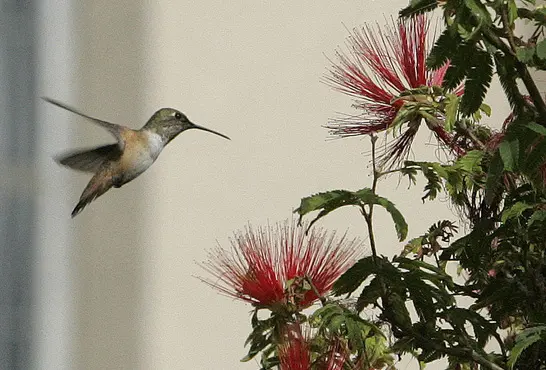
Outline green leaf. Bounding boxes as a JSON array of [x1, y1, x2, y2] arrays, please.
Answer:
[[384, 292, 412, 330], [480, 103, 492, 117], [536, 39, 546, 60], [528, 209, 546, 230], [455, 150, 484, 173], [355, 188, 408, 241], [485, 152, 504, 205], [333, 256, 377, 295], [295, 190, 352, 216], [521, 137, 546, 186], [494, 51, 526, 111], [526, 121, 546, 135], [444, 94, 460, 132], [508, 326, 546, 369], [516, 46, 536, 63], [311, 303, 383, 350], [463, 0, 492, 25], [427, 29, 459, 70], [356, 276, 384, 312], [499, 138, 520, 171], [399, 0, 437, 17], [443, 44, 473, 90], [295, 188, 408, 241], [501, 201, 533, 222], [460, 50, 493, 115], [507, 0, 518, 23]]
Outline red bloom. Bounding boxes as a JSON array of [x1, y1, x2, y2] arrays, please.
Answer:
[[320, 339, 347, 370], [325, 15, 464, 165], [201, 220, 361, 310], [278, 324, 311, 370]]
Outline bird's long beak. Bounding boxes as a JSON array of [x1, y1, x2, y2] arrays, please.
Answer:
[[190, 123, 231, 140]]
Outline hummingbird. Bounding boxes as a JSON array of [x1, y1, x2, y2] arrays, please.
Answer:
[[45, 98, 230, 218]]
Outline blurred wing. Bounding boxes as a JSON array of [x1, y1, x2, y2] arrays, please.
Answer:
[[44, 97, 126, 150], [56, 144, 121, 173]]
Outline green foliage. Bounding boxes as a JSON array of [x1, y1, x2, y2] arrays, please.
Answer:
[[427, 29, 460, 70], [499, 138, 520, 172], [494, 51, 526, 112], [295, 188, 408, 241], [220, 1, 546, 368], [403, 220, 458, 258], [403, 150, 485, 204], [310, 303, 394, 368], [242, 309, 277, 363], [460, 50, 493, 115], [399, 0, 438, 17], [508, 326, 546, 369]]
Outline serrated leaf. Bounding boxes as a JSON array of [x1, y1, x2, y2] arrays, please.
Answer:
[[528, 209, 546, 229], [455, 150, 484, 173], [508, 326, 546, 369], [522, 137, 546, 186], [356, 277, 384, 312], [427, 29, 459, 70], [460, 50, 493, 115], [480, 103, 491, 116], [295, 188, 408, 241], [295, 190, 353, 217], [526, 121, 546, 135], [499, 138, 520, 171], [360, 190, 408, 241], [501, 201, 533, 222], [333, 256, 377, 295], [457, 24, 474, 41], [463, 0, 492, 25], [443, 47, 470, 90], [399, 0, 437, 17], [537, 39, 546, 59], [494, 51, 526, 111], [485, 152, 504, 205]]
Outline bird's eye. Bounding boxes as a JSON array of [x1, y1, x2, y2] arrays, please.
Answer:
[[174, 112, 182, 120]]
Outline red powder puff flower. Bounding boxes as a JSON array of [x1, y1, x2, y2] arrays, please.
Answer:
[[325, 15, 464, 166], [278, 324, 312, 370], [201, 220, 361, 311], [320, 338, 347, 370]]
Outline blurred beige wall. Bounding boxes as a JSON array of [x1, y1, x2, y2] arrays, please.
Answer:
[[36, 1, 517, 370]]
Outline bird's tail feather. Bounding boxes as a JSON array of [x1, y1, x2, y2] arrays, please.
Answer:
[[71, 175, 113, 217]]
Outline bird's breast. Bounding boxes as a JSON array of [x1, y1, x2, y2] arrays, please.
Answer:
[[116, 131, 165, 183]]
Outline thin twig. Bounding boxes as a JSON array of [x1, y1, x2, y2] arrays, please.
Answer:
[[500, 6, 518, 54], [363, 134, 380, 261]]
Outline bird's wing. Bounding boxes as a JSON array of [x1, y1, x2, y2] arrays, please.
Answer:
[[44, 97, 126, 150], [56, 144, 121, 173]]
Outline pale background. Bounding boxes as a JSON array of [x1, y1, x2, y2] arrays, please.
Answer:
[[27, 0, 519, 369]]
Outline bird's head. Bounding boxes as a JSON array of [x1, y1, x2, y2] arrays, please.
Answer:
[[144, 108, 230, 143]]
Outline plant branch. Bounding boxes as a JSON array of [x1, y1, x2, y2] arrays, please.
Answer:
[[458, 120, 486, 150], [518, 7, 546, 25], [500, 6, 518, 53], [483, 28, 546, 124], [362, 134, 380, 261], [414, 334, 504, 370]]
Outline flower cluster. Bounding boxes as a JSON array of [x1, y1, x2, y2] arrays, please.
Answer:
[[201, 220, 361, 312], [325, 15, 464, 166]]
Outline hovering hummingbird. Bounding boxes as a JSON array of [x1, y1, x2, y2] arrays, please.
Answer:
[[45, 98, 230, 217]]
